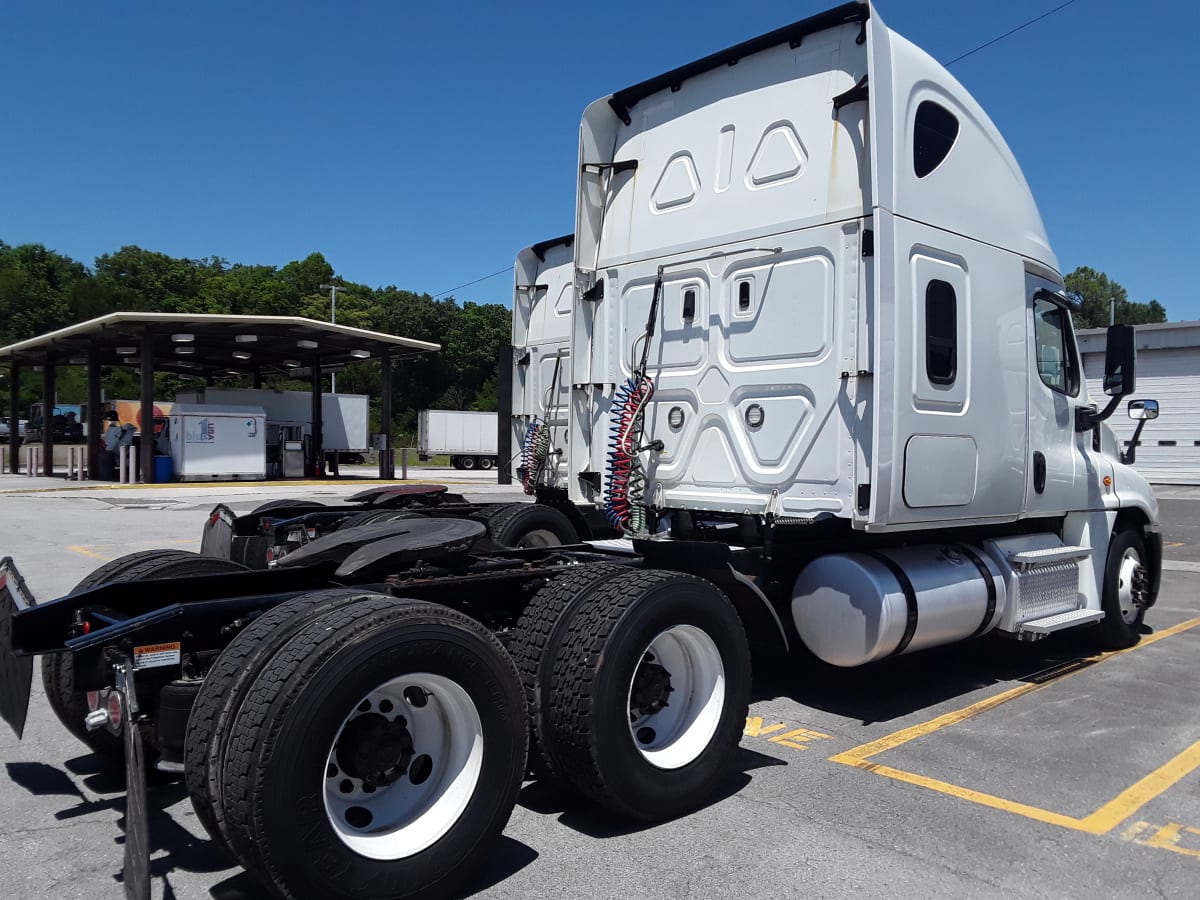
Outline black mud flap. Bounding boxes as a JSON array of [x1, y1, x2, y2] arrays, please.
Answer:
[[200, 505, 235, 559], [121, 688, 151, 900], [0, 557, 35, 739]]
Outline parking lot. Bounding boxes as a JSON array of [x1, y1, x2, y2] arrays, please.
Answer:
[[0, 477, 1198, 899]]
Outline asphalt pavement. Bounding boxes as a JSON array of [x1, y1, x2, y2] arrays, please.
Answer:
[[0, 476, 1198, 899]]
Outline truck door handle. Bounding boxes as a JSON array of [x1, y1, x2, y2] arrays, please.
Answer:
[[1033, 451, 1046, 494]]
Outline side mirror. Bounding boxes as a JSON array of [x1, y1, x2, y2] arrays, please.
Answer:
[[1128, 399, 1159, 420], [1103, 324, 1137, 396], [1121, 398, 1159, 465]]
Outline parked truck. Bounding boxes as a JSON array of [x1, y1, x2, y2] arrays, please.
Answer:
[[418, 408, 498, 470], [24, 402, 85, 444], [511, 235, 573, 491], [0, 5, 1164, 900]]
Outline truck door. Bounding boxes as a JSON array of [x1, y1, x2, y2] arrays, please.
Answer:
[[1023, 271, 1092, 515]]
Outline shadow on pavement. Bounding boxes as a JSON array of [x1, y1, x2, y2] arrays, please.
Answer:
[[519, 746, 784, 839], [755, 625, 1159, 726]]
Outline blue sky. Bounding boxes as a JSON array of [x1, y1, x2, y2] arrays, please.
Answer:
[[3, 1, 1197, 318]]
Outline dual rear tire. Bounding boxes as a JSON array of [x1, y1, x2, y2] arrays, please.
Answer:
[[512, 567, 751, 821], [186, 591, 527, 900]]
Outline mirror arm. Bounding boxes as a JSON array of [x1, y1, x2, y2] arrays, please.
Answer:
[[1075, 394, 1123, 432], [1121, 418, 1148, 465]]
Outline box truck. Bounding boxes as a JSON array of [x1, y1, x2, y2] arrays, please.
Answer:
[[1, 5, 1164, 899], [418, 408, 498, 469]]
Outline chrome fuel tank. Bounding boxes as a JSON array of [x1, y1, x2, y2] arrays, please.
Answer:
[[791, 544, 1006, 667]]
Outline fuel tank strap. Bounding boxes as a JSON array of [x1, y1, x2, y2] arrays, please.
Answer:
[[863, 551, 919, 658], [956, 544, 998, 639]]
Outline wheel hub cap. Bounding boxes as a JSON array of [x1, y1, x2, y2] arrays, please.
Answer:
[[630, 655, 674, 718], [336, 712, 414, 789]]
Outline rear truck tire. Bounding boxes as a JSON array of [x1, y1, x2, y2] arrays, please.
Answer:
[[184, 589, 388, 862], [478, 503, 578, 549], [540, 569, 751, 821], [509, 563, 635, 776], [41, 551, 247, 765], [218, 598, 526, 900], [449, 456, 462, 470], [478, 456, 494, 471], [460, 455, 477, 470], [1093, 528, 1149, 650]]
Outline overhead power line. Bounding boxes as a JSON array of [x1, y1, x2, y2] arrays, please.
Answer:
[[431, 266, 511, 300], [944, 0, 1079, 67]]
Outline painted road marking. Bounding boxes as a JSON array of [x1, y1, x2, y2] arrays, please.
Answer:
[[829, 616, 1200, 835], [1122, 820, 1200, 859], [67, 545, 110, 561], [745, 717, 834, 751]]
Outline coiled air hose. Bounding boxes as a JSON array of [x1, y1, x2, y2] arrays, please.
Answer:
[[521, 419, 551, 495], [604, 269, 664, 535]]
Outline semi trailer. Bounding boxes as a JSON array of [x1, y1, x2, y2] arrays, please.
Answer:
[[0, 4, 1164, 900], [417, 409, 498, 470]]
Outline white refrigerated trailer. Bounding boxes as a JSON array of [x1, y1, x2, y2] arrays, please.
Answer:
[[417, 408, 498, 470]]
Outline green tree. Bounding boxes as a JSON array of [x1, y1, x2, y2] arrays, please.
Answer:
[[93, 246, 224, 313], [0, 242, 85, 345], [1065, 266, 1167, 329], [444, 301, 511, 405]]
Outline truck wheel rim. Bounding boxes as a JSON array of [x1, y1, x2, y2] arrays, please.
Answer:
[[1117, 548, 1143, 625], [626, 624, 724, 770], [322, 672, 484, 860]]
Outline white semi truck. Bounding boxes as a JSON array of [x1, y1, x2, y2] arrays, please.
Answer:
[[510, 234, 574, 490], [1, 5, 1163, 900]]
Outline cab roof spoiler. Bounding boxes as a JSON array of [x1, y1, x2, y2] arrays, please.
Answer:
[[606, 1, 869, 125]]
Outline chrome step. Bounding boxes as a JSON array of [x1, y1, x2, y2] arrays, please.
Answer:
[[1018, 608, 1105, 639], [1008, 545, 1092, 570]]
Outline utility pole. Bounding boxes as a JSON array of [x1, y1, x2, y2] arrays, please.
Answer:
[[319, 283, 348, 392]]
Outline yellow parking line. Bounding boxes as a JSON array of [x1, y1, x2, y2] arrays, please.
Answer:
[[67, 545, 110, 562], [830, 616, 1200, 834]]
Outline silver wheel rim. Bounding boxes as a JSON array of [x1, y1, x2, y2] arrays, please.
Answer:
[[627, 624, 725, 770], [323, 672, 483, 860], [1116, 548, 1143, 625]]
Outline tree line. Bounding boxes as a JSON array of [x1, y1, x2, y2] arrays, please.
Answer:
[[0, 241, 511, 442]]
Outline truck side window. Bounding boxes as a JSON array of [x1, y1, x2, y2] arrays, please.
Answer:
[[925, 279, 956, 384], [914, 100, 959, 178], [1033, 298, 1080, 396]]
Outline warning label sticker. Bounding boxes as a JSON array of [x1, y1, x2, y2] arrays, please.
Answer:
[[133, 642, 181, 670]]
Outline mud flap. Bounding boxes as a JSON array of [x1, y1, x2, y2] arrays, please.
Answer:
[[0, 557, 35, 739], [119, 674, 151, 900], [199, 504, 235, 559]]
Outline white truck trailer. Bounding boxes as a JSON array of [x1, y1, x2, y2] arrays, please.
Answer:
[[418, 408, 498, 469], [1, 5, 1164, 900]]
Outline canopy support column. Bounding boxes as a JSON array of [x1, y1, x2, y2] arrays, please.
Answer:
[[7, 365, 19, 474], [87, 349, 101, 481], [311, 357, 323, 477], [41, 357, 55, 477], [379, 349, 393, 480], [140, 332, 155, 483]]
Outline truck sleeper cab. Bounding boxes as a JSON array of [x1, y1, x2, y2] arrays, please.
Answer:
[[567, 0, 1160, 656], [512, 234, 575, 491]]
